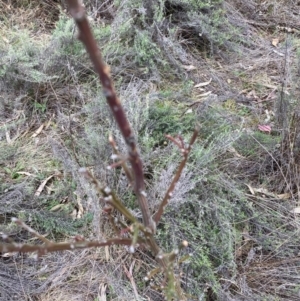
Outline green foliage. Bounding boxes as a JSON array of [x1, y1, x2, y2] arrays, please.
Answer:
[[140, 100, 196, 148], [234, 131, 280, 157], [122, 191, 137, 210], [3, 161, 24, 180], [97, 1, 169, 74], [133, 30, 163, 69], [1, 2, 296, 300], [197, 107, 237, 148], [164, 0, 238, 55], [0, 142, 18, 164], [0, 29, 56, 86], [170, 0, 223, 10], [151, 115, 247, 297], [52, 14, 85, 56], [156, 177, 248, 297], [88, 0, 242, 79], [190, 246, 219, 292], [34, 101, 47, 113], [31, 211, 93, 236]]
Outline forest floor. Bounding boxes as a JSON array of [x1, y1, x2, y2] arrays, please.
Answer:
[[1, 0, 300, 300]]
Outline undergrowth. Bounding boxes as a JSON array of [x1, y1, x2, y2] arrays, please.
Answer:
[[1, 0, 300, 300]]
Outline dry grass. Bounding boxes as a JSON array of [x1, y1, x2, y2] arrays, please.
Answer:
[[1, 0, 300, 300], [0, 0, 60, 31]]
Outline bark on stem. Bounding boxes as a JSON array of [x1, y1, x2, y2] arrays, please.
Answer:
[[65, 0, 154, 232], [153, 128, 199, 224], [0, 238, 132, 254]]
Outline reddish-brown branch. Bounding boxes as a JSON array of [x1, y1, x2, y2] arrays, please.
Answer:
[[12, 217, 51, 245], [153, 127, 199, 224], [66, 0, 154, 232]]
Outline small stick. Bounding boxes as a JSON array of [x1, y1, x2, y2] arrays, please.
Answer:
[[0, 237, 134, 254], [12, 218, 51, 245], [153, 127, 199, 224], [109, 134, 133, 185]]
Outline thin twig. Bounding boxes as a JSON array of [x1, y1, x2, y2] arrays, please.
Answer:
[[109, 134, 133, 185], [153, 127, 199, 224], [123, 260, 140, 300], [12, 218, 51, 245], [0, 238, 133, 254]]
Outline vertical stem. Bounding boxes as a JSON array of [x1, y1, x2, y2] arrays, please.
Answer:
[[65, 0, 154, 232]]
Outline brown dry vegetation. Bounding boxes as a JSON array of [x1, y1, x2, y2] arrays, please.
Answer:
[[1, 0, 300, 300]]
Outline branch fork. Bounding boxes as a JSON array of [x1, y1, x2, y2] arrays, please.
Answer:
[[1, 2, 198, 299]]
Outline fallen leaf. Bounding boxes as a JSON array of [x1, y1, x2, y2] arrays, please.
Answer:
[[70, 208, 77, 219], [258, 125, 271, 134], [194, 78, 212, 88], [264, 110, 271, 123], [216, 61, 223, 69], [182, 64, 197, 71], [1, 252, 13, 258], [245, 186, 277, 198], [260, 83, 278, 90], [46, 183, 55, 194], [31, 124, 44, 138], [105, 246, 110, 261], [98, 283, 107, 301], [16, 171, 34, 177], [77, 200, 84, 219], [239, 89, 251, 95], [197, 91, 212, 98], [272, 38, 279, 47], [5, 130, 11, 144], [246, 186, 291, 200], [35, 174, 55, 196], [246, 90, 259, 100], [277, 193, 291, 200], [228, 147, 244, 158], [2, 37, 9, 44], [293, 208, 300, 214], [50, 204, 66, 212], [45, 114, 54, 130], [185, 108, 193, 114], [245, 184, 255, 195], [273, 49, 284, 56], [74, 191, 84, 219], [258, 89, 277, 103]]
